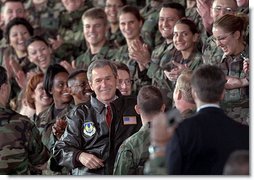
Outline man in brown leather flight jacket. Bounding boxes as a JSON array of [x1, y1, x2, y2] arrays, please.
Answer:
[[53, 60, 142, 175]]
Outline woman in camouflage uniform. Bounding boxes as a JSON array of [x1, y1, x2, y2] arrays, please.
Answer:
[[0, 18, 36, 108], [164, 18, 202, 82], [212, 14, 249, 125]]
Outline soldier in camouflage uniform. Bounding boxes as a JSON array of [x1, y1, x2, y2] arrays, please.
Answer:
[[0, 0, 28, 48], [163, 18, 203, 83], [144, 70, 196, 175], [212, 14, 249, 125], [140, 0, 163, 48], [146, 2, 185, 109], [76, 7, 117, 70], [0, 18, 36, 110], [25, 0, 65, 39], [50, 0, 93, 61], [25, 35, 62, 74], [186, 0, 208, 51], [202, 0, 238, 64], [0, 66, 49, 175], [104, 0, 126, 48], [36, 64, 73, 174], [114, 5, 152, 95], [113, 85, 165, 175]]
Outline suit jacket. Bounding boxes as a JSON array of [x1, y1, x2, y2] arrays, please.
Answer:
[[166, 107, 249, 175]]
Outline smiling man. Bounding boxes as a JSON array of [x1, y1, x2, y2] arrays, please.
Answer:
[[53, 60, 142, 175], [146, 2, 186, 110], [76, 7, 117, 70]]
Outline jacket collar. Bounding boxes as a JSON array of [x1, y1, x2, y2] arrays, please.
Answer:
[[90, 90, 122, 114]]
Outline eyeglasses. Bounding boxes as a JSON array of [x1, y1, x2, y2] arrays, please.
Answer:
[[118, 79, 132, 86], [212, 6, 235, 13], [213, 32, 233, 43]]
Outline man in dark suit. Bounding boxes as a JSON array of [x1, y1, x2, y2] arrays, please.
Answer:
[[166, 64, 249, 175]]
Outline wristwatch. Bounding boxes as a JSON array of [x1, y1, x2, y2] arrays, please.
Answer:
[[148, 145, 166, 154]]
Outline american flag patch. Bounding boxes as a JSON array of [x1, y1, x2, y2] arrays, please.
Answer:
[[123, 116, 137, 125]]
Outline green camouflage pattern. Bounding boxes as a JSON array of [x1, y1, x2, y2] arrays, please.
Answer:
[[113, 123, 150, 175], [0, 46, 36, 104], [218, 46, 249, 125], [26, 0, 65, 39], [106, 28, 126, 48], [0, 106, 49, 175], [202, 36, 224, 65], [140, 3, 161, 48], [114, 44, 152, 95], [146, 41, 176, 109], [186, 7, 207, 51], [76, 41, 117, 70], [144, 156, 167, 175], [55, 5, 92, 60], [172, 48, 203, 71]]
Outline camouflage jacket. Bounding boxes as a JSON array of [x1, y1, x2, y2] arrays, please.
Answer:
[[113, 123, 150, 175], [55, 5, 92, 60], [26, 0, 65, 39], [218, 45, 249, 124], [106, 27, 126, 48], [0, 46, 36, 101], [202, 35, 224, 65], [140, 3, 161, 48], [114, 43, 152, 95], [76, 41, 117, 70], [186, 7, 207, 51], [147, 41, 176, 109], [172, 48, 203, 71], [0, 106, 49, 175]]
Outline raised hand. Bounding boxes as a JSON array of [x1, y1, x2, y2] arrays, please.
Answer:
[[164, 61, 188, 81], [52, 118, 67, 140], [128, 39, 151, 69]]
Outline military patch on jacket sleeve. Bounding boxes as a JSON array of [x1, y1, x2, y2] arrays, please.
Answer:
[[83, 122, 96, 136], [123, 116, 137, 125]]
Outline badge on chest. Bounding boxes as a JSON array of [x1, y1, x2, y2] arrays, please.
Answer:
[[83, 122, 96, 136], [123, 116, 137, 125]]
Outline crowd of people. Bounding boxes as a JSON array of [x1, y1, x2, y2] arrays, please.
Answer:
[[0, 0, 249, 175]]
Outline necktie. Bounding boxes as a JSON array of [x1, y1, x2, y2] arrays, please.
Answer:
[[106, 105, 112, 127]]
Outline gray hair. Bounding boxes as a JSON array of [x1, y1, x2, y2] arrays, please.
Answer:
[[87, 60, 118, 82]]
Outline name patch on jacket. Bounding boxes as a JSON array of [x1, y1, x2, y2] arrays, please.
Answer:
[[123, 116, 137, 125], [83, 122, 96, 136]]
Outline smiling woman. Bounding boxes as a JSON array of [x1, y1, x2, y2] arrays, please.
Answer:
[[212, 14, 249, 124], [26, 35, 54, 73], [0, 17, 36, 111]]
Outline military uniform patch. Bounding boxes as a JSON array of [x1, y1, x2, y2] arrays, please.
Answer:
[[83, 122, 96, 137], [123, 116, 137, 125]]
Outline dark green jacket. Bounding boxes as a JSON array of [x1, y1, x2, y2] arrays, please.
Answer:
[[0, 106, 49, 175]]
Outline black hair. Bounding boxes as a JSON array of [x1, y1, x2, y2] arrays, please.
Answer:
[[43, 64, 68, 98], [25, 35, 49, 52], [5, 17, 34, 44], [162, 2, 186, 18]]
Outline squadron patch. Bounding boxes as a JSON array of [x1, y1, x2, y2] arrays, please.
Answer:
[[83, 122, 96, 137]]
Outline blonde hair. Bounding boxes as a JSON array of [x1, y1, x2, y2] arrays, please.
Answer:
[[175, 70, 194, 104]]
